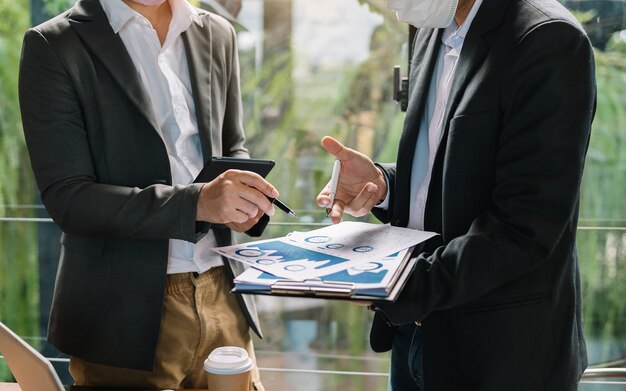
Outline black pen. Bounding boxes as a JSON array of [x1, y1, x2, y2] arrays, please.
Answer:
[[268, 197, 298, 219]]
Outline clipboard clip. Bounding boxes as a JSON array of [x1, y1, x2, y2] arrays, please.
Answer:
[[270, 279, 355, 297]]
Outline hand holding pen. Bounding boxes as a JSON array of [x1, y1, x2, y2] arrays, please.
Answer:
[[326, 159, 342, 216], [197, 169, 297, 236], [316, 136, 388, 224]]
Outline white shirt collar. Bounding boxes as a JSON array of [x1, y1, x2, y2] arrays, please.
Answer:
[[99, 0, 203, 35], [442, 0, 484, 50], [170, 0, 204, 34]]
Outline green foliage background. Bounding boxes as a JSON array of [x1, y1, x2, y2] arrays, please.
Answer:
[[0, 0, 39, 381], [578, 35, 626, 363]]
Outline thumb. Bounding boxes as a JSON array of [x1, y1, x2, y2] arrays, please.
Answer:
[[321, 136, 352, 161]]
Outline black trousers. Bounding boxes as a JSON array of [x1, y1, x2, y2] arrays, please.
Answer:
[[389, 323, 424, 391]]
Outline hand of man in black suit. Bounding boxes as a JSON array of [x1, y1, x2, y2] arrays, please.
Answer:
[[316, 136, 387, 224]]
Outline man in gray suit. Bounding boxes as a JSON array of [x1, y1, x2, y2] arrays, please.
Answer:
[[19, 0, 272, 388], [318, 0, 595, 389]]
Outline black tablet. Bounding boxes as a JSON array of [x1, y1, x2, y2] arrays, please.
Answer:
[[194, 157, 275, 183]]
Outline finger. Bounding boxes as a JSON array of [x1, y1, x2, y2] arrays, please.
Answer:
[[227, 209, 263, 232], [321, 136, 352, 161], [345, 182, 379, 217], [317, 194, 332, 208], [222, 185, 263, 219], [248, 209, 265, 225], [228, 208, 252, 225], [227, 220, 253, 233], [235, 170, 279, 198], [238, 188, 275, 216], [236, 194, 270, 218], [328, 200, 345, 224], [223, 171, 275, 215], [316, 184, 331, 207]]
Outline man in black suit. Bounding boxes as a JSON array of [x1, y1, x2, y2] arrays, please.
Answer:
[[317, 0, 596, 389], [19, 0, 275, 388]]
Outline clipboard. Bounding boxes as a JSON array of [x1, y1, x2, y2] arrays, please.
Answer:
[[194, 157, 275, 183], [232, 247, 418, 302]]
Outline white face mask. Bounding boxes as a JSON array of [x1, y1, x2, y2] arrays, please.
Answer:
[[386, 0, 459, 28], [130, 0, 167, 5]]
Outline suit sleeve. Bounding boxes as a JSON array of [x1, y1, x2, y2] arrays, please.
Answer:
[[376, 21, 596, 324], [19, 28, 203, 242], [371, 163, 397, 223], [220, 20, 249, 158]]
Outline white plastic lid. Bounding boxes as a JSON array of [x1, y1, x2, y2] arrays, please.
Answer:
[[203, 346, 254, 375]]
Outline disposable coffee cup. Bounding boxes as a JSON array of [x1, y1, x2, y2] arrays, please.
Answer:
[[203, 346, 254, 391]]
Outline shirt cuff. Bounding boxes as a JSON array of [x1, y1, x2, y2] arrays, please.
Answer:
[[376, 170, 391, 209]]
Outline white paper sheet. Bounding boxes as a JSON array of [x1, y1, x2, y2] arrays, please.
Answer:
[[285, 221, 437, 261], [212, 222, 438, 280]]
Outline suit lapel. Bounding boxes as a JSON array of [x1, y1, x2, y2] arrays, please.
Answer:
[[440, 0, 510, 136], [182, 15, 214, 162], [393, 28, 442, 226], [68, 0, 159, 133], [424, 0, 511, 231]]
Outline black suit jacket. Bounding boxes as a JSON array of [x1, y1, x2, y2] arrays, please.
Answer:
[[19, 0, 262, 371], [371, 0, 596, 389]]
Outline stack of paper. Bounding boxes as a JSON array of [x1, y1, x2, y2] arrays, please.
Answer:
[[211, 221, 438, 301]]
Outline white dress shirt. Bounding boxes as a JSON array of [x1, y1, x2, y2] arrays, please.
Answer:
[[380, 0, 483, 230], [100, 0, 224, 274]]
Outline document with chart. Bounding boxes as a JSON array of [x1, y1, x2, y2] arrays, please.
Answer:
[[211, 222, 438, 301]]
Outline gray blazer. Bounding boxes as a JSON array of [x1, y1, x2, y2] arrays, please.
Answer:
[[19, 0, 261, 371]]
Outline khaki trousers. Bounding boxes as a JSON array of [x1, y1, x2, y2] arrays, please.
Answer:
[[70, 266, 264, 390]]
